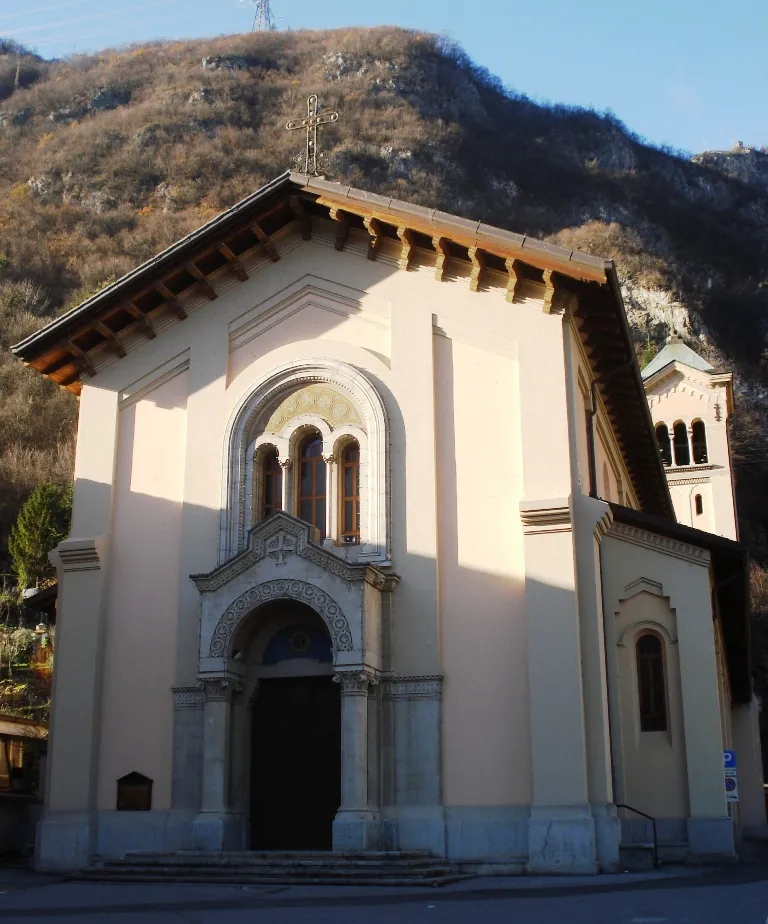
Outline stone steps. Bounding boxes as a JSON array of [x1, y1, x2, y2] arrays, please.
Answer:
[[77, 851, 467, 887]]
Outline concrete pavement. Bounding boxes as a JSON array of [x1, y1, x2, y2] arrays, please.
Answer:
[[0, 865, 766, 922]]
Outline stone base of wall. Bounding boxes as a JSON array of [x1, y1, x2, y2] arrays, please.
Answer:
[[35, 807, 739, 873]]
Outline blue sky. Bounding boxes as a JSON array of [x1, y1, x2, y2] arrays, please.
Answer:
[[2, 0, 766, 154]]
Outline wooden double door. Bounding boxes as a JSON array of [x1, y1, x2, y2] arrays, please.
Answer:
[[250, 676, 341, 850]]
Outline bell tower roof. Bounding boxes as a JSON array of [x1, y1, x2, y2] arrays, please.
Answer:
[[641, 332, 715, 380]]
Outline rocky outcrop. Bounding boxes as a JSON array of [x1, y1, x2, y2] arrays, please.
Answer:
[[693, 145, 768, 193], [201, 55, 249, 71]]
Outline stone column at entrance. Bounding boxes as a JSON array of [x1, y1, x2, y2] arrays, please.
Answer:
[[333, 670, 379, 850], [192, 678, 245, 851]]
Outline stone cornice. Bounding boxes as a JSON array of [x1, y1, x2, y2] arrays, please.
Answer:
[[192, 511, 399, 593], [519, 499, 572, 535], [608, 522, 710, 566], [54, 537, 103, 573]]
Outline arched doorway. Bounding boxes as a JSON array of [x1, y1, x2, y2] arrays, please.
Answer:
[[240, 601, 341, 850]]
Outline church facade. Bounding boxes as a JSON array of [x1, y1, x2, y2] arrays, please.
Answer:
[[13, 172, 763, 874]]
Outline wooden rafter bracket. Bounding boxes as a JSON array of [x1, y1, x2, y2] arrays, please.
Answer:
[[363, 216, 383, 261], [65, 338, 96, 378], [329, 206, 350, 251], [505, 258, 521, 303], [252, 222, 280, 262], [433, 236, 449, 282], [125, 303, 156, 340], [397, 227, 414, 271], [156, 283, 188, 321], [218, 243, 248, 282], [468, 246, 486, 292], [542, 269, 556, 314], [289, 195, 312, 240], [187, 263, 217, 301], [94, 321, 126, 358]]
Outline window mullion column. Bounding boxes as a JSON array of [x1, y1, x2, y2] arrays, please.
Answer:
[[279, 458, 292, 515], [324, 452, 335, 545]]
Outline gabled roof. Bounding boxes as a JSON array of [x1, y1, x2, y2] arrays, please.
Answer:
[[641, 333, 715, 380], [11, 171, 673, 519]]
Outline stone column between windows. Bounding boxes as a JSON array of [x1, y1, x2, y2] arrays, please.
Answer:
[[323, 453, 336, 544], [333, 669, 379, 850], [687, 425, 695, 466], [279, 458, 292, 514], [192, 678, 244, 851]]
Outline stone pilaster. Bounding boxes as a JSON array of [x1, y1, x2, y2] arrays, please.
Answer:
[[333, 669, 380, 850], [192, 678, 245, 851]]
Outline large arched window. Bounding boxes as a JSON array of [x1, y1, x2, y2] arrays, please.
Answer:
[[298, 431, 326, 539], [692, 420, 708, 464], [261, 449, 282, 520], [656, 423, 672, 466], [340, 441, 360, 542], [673, 422, 690, 466], [637, 634, 667, 732]]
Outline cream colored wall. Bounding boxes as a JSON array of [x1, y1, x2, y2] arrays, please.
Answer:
[[80, 225, 541, 808], [435, 335, 529, 805], [614, 592, 688, 818], [97, 370, 187, 810], [602, 531, 728, 822]]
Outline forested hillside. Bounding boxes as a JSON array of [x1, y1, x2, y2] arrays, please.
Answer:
[[1, 27, 767, 569]]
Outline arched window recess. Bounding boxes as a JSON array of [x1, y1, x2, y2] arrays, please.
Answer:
[[672, 421, 690, 466], [691, 420, 708, 464], [655, 423, 672, 467], [636, 633, 668, 732]]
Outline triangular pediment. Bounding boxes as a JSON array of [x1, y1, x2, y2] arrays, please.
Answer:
[[191, 511, 398, 594]]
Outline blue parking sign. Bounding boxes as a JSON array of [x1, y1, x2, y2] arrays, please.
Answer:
[[724, 750, 737, 770]]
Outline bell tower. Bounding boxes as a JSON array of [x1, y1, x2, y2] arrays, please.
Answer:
[[642, 334, 737, 539]]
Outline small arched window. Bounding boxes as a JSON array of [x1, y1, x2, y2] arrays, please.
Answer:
[[637, 634, 667, 732], [692, 420, 708, 464], [341, 441, 360, 542], [656, 423, 672, 466], [298, 431, 326, 539], [673, 422, 690, 466], [695, 494, 703, 516], [261, 449, 282, 520]]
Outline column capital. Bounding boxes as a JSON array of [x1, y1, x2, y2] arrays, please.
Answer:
[[334, 670, 378, 694], [201, 677, 238, 702]]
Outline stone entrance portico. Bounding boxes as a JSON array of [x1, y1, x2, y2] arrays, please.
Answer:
[[189, 511, 399, 852]]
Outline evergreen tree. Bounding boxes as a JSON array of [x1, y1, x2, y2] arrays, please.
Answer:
[[8, 484, 72, 591]]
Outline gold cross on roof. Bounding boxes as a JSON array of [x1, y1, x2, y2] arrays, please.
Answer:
[[286, 94, 339, 176]]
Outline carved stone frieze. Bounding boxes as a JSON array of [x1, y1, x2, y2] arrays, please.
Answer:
[[209, 578, 354, 658], [193, 511, 399, 593], [266, 530, 297, 565], [264, 384, 362, 434], [608, 522, 710, 566], [382, 675, 443, 698], [201, 678, 236, 702], [334, 670, 378, 694], [171, 685, 205, 709]]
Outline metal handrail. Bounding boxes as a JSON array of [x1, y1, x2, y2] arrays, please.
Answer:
[[616, 803, 659, 868]]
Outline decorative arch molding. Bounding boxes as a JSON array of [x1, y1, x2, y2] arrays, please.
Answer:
[[209, 579, 353, 659], [221, 359, 390, 564], [617, 620, 678, 648], [622, 577, 664, 599]]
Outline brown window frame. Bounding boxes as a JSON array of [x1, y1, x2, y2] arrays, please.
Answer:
[[340, 440, 361, 542], [637, 633, 668, 732], [261, 448, 282, 520], [297, 431, 326, 539]]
